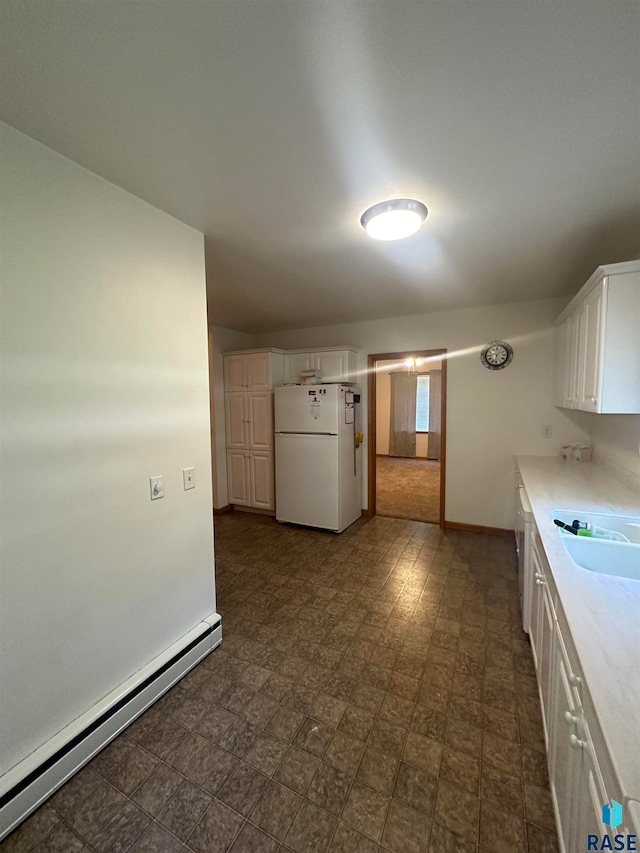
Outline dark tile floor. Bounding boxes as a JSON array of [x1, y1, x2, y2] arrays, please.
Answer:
[[3, 513, 560, 853]]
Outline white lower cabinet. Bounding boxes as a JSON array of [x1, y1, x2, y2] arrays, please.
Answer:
[[523, 507, 629, 853], [226, 450, 250, 505], [550, 631, 578, 853], [572, 721, 608, 849], [226, 450, 274, 511], [548, 623, 608, 853], [248, 452, 274, 510], [529, 537, 556, 747]]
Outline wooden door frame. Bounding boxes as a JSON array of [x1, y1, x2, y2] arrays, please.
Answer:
[[367, 349, 447, 527]]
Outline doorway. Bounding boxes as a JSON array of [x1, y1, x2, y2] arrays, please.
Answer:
[[367, 350, 447, 525]]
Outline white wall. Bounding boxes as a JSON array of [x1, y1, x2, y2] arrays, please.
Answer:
[[209, 325, 255, 507], [591, 415, 640, 490], [253, 299, 593, 529], [0, 123, 215, 775]]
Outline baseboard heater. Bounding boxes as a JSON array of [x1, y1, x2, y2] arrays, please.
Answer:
[[0, 614, 222, 841]]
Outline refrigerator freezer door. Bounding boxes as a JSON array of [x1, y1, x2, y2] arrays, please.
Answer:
[[275, 433, 340, 530], [275, 385, 340, 435]]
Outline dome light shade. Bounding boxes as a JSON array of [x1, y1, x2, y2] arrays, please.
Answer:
[[360, 198, 428, 241]]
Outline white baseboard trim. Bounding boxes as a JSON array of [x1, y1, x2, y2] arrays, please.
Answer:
[[0, 614, 222, 841]]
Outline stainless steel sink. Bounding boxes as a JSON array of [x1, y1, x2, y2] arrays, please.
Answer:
[[552, 510, 640, 581]]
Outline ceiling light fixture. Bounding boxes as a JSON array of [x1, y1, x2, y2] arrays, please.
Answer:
[[360, 198, 428, 241]]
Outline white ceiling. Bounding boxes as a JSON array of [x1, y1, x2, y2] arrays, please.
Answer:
[[1, 1, 639, 333]]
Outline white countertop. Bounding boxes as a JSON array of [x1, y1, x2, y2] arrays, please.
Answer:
[[516, 456, 640, 799]]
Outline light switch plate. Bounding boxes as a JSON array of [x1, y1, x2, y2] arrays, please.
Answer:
[[183, 467, 195, 490], [150, 475, 164, 500]]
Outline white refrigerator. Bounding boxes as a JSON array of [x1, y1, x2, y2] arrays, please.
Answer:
[[275, 384, 362, 533]]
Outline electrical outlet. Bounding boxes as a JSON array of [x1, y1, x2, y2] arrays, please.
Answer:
[[542, 425, 552, 438], [150, 475, 164, 500], [183, 467, 195, 490]]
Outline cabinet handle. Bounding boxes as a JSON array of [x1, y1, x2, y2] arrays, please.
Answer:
[[564, 711, 578, 726], [534, 572, 543, 579], [536, 579, 546, 585], [589, 396, 596, 403], [569, 734, 584, 750], [516, 484, 524, 489], [568, 673, 582, 688]]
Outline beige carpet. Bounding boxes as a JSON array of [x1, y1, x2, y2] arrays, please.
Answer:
[[376, 455, 441, 523]]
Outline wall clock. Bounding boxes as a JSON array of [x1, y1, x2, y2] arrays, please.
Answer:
[[481, 340, 513, 370]]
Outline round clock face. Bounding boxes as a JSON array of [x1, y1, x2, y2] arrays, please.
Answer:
[[481, 340, 513, 370]]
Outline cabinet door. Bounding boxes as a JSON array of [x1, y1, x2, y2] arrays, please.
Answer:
[[553, 322, 568, 407], [572, 721, 608, 849], [224, 355, 246, 391], [314, 351, 347, 384], [580, 284, 605, 412], [249, 451, 274, 510], [284, 353, 314, 384], [566, 308, 585, 408], [246, 353, 272, 391], [225, 393, 248, 449], [529, 556, 542, 672], [561, 317, 574, 407], [248, 392, 273, 451], [227, 450, 250, 505], [538, 582, 555, 747], [550, 631, 580, 853]]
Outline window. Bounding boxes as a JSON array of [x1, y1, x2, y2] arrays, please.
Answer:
[[416, 374, 430, 432]]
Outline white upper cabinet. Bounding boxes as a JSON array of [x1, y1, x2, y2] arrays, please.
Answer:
[[283, 347, 359, 385], [224, 354, 247, 392], [246, 353, 275, 390], [315, 351, 349, 384], [554, 261, 640, 413], [579, 284, 604, 412], [223, 349, 284, 391], [283, 352, 314, 384]]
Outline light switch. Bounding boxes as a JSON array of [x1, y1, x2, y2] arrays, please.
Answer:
[[183, 467, 195, 490], [150, 475, 164, 500]]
